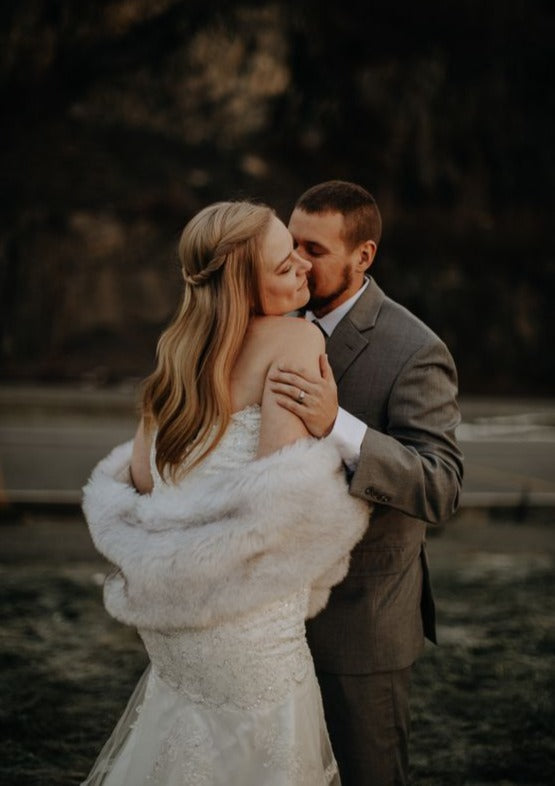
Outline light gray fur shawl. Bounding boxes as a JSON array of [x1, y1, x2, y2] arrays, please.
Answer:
[[82, 438, 370, 631]]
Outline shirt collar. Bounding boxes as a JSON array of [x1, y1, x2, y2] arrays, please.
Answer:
[[305, 278, 369, 336]]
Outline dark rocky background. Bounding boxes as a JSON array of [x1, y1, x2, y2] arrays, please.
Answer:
[[1, 0, 554, 394]]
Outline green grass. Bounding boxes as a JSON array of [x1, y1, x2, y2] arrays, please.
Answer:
[[1, 549, 554, 785]]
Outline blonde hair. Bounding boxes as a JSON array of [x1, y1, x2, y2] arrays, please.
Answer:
[[142, 201, 273, 480]]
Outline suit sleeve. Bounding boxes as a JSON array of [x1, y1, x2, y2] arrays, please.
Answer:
[[349, 339, 463, 523]]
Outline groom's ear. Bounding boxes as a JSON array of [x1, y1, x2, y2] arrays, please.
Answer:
[[357, 240, 377, 272]]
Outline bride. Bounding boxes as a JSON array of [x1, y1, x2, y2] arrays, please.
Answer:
[[81, 201, 369, 785]]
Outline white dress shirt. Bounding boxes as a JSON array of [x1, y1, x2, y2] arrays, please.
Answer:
[[305, 281, 368, 471]]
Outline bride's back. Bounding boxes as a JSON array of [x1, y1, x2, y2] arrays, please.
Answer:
[[131, 314, 323, 492]]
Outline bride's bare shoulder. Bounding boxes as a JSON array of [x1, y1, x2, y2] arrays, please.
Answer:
[[247, 317, 325, 379], [251, 315, 324, 349]]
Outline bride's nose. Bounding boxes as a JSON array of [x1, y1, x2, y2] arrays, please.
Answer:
[[294, 251, 311, 273]]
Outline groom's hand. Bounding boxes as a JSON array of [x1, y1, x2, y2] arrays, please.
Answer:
[[268, 353, 338, 438]]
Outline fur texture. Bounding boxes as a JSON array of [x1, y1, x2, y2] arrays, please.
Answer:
[[82, 438, 370, 630]]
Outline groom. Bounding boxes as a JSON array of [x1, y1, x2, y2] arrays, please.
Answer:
[[270, 180, 463, 785]]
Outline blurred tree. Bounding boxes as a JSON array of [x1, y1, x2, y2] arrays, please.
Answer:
[[0, 0, 553, 392]]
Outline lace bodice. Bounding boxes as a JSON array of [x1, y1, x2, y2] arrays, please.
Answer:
[[144, 404, 313, 711], [140, 590, 312, 711], [150, 404, 261, 492]]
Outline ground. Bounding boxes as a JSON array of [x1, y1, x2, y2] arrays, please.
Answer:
[[0, 509, 554, 785]]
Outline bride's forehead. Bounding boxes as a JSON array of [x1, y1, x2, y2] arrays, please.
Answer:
[[260, 218, 293, 267]]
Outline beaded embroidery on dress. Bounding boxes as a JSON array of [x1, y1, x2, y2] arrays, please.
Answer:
[[82, 406, 341, 785]]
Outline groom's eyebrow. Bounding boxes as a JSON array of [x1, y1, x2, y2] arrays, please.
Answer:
[[307, 240, 327, 252]]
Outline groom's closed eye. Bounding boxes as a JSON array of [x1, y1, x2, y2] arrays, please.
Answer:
[[306, 243, 327, 256]]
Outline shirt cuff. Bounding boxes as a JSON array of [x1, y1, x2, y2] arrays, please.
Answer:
[[326, 407, 366, 471]]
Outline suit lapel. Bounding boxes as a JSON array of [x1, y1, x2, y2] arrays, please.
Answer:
[[327, 277, 385, 383]]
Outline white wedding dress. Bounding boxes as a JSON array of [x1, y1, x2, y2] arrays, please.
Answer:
[[82, 405, 340, 785]]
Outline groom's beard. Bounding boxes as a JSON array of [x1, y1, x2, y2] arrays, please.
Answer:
[[307, 264, 352, 313]]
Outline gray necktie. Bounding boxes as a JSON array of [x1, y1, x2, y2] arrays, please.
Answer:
[[311, 319, 328, 338]]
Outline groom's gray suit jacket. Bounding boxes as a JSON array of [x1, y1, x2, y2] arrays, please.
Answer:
[[306, 277, 463, 674]]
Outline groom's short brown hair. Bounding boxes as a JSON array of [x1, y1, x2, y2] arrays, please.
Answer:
[[294, 180, 382, 250]]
